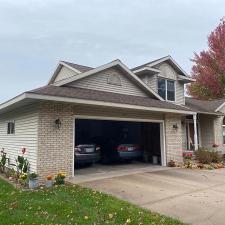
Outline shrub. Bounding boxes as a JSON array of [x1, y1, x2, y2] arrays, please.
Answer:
[[28, 173, 38, 180], [0, 148, 7, 173], [195, 148, 222, 164]]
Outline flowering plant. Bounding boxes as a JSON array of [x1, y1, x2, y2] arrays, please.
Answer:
[[212, 144, 219, 148], [18, 173, 28, 186], [16, 148, 30, 174], [183, 151, 193, 160], [19, 173, 28, 180], [55, 172, 66, 185]]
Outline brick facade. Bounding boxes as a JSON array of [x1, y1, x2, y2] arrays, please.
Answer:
[[36, 103, 184, 182], [37, 102, 74, 183], [164, 114, 183, 163]]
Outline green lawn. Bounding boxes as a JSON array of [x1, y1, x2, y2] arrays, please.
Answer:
[[0, 178, 186, 225]]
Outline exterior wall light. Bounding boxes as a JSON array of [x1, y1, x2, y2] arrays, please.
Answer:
[[55, 118, 62, 129]]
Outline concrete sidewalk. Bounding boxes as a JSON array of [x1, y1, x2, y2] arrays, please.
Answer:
[[80, 168, 225, 225]]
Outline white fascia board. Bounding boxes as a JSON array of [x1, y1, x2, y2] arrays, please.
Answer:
[[59, 61, 82, 74], [0, 93, 26, 110], [132, 67, 161, 74], [54, 59, 164, 101], [48, 63, 63, 85], [148, 55, 189, 77], [178, 75, 195, 83], [54, 60, 120, 86], [48, 61, 82, 85], [25, 93, 196, 115], [215, 102, 225, 112]]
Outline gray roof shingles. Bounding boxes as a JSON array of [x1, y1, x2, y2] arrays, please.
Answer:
[[28, 85, 193, 112], [62, 61, 93, 73], [185, 97, 225, 114]]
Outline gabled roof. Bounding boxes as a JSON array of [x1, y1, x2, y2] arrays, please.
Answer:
[[53, 59, 164, 101], [0, 86, 196, 115], [185, 97, 225, 115], [61, 61, 93, 73], [48, 61, 93, 84], [27, 86, 194, 113], [132, 55, 189, 77]]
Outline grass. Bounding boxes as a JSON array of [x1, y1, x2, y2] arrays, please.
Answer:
[[0, 178, 187, 225]]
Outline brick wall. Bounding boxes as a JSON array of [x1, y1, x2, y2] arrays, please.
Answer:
[[164, 114, 183, 164], [37, 102, 74, 183], [36, 102, 185, 181]]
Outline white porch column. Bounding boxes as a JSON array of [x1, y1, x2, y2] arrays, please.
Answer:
[[193, 114, 198, 150]]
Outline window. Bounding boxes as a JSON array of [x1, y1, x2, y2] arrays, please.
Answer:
[[7, 121, 15, 134], [158, 78, 166, 100], [167, 80, 175, 101], [158, 78, 175, 101], [223, 117, 225, 144], [107, 74, 121, 86]]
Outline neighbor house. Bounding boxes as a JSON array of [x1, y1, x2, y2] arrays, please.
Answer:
[[0, 55, 225, 181]]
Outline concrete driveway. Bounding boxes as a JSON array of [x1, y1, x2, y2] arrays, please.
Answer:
[[80, 168, 225, 225]]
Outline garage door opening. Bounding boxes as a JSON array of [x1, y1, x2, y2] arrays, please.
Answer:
[[74, 117, 165, 174]]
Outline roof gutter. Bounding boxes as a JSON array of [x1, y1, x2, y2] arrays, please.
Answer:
[[0, 92, 196, 115], [24, 93, 196, 115]]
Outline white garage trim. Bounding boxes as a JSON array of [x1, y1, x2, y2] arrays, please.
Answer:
[[72, 115, 166, 177]]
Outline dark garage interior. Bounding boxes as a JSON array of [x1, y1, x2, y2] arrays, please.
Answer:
[[74, 118, 161, 169]]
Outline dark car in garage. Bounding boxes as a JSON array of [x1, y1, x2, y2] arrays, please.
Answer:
[[74, 144, 101, 166]]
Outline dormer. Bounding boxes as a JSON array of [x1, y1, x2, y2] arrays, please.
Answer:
[[132, 55, 194, 105]]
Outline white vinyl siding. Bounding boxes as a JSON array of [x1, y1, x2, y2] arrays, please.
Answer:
[[176, 81, 185, 105], [140, 62, 185, 105], [55, 66, 79, 83], [0, 104, 39, 172], [67, 67, 148, 97]]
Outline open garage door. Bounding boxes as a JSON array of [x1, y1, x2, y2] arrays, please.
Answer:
[[73, 117, 165, 173]]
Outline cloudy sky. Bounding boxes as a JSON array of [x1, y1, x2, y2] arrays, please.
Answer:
[[0, 0, 224, 103]]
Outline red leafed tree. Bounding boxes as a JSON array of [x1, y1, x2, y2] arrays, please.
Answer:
[[188, 18, 225, 99]]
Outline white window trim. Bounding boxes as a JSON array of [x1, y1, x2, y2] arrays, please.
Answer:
[[157, 78, 176, 102], [72, 115, 167, 177]]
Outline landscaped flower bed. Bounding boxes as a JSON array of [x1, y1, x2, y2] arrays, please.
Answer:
[[0, 147, 66, 190], [168, 147, 225, 170], [184, 148, 224, 169]]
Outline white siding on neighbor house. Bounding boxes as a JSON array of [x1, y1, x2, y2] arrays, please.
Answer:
[[67, 67, 149, 97], [0, 104, 39, 172], [55, 66, 79, 83]]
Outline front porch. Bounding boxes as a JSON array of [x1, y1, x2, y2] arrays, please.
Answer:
[[182, 113, 225, 152]]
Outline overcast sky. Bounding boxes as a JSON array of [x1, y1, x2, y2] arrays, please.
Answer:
[[0, 0, 224, 103]]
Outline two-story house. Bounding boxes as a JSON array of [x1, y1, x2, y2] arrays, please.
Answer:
[[0, 55, 225, 181]]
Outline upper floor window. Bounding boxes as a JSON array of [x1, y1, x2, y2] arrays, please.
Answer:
[[158, 78, 175, 101], [7, 121, 15, 134]]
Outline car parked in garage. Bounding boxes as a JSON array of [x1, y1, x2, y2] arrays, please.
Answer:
[[74, 144, 101, 166], [117, 144, 143, 161]]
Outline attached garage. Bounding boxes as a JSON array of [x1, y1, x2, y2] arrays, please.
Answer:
[[73, 115, 166, 175]]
